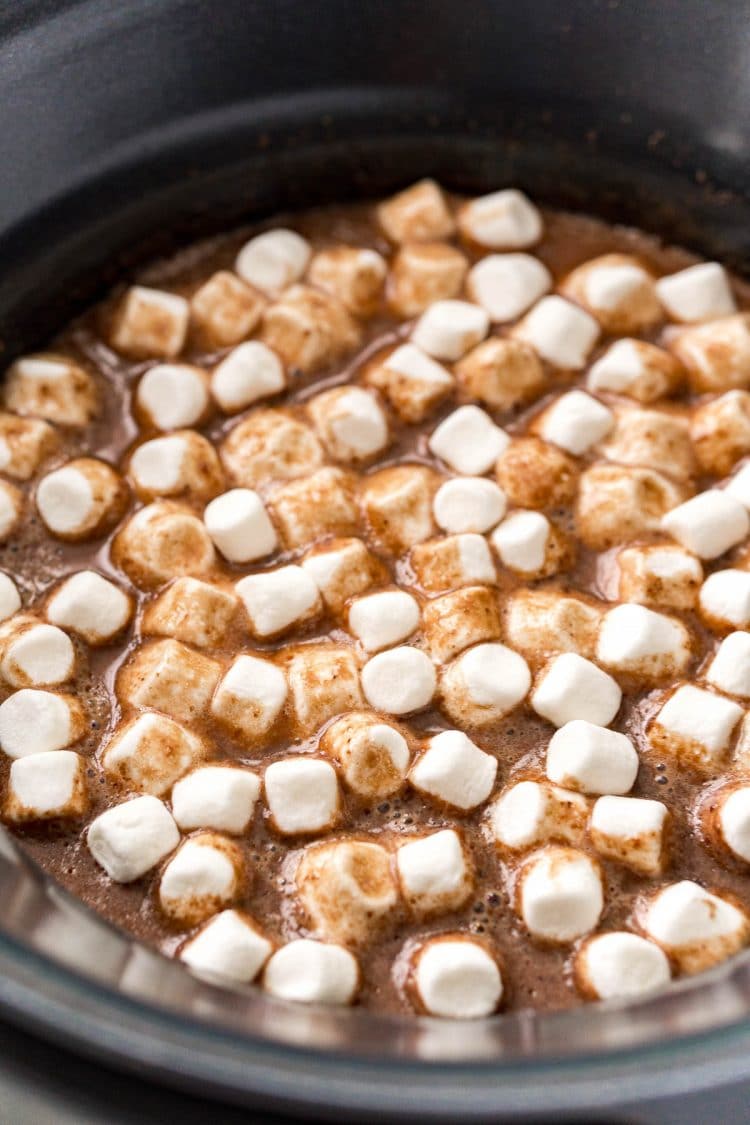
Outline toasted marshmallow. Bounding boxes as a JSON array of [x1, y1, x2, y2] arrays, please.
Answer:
[[296, 838, 398, 945], [716, 786, 750, 863], [455, 337, 545, 412], [235, 228, 311, 295], [180, 910, 272, 984], [388, 241, 468, 317], [362, 465, 440, 552], [546, 720, 638, 796], [561, 254, 662, 334], [270, 467, 359, 549], [617, 544, 703, 610], [102, 712, 205, 796], [439, 642, 531, 727], [596, 603, 691, 680], [171, 767, 261, 834], [264, 940, 359, 1005], [591, 795, 668, 875], [308, 386, 389, 464], [211, 341, 286, 414], [210, 655, 287, 744], [265, 757, 339, 836], [88, 795, 179, 882], [4, 750, 87, 823], [497, 441, 579, 519], [0, 689, 84, 758], [220, 410, 323, 488], [4, 353, 97, 427], [129, 431, 224, 502], [409, 729, 497, 811], [136, 364, 210, 431], [534, 391, 614, 456], [670, 314, 750, 393], [576, 464, 686, 550], [159, 833, 244, 926], [190, 270, 265, 347], [117, 639, 221, 724], [377, 180, 455, 243], [0, 574, 20, 622], [411, 300, 489, 362], [706, 633, 750, 697], [458, 189, 542, 249], [204, 488, 277, 563], [428, 405, 509, 475], [361, 646, 436, 715], [112, 502, 216, 589], [662, 491, 748, 560], [308, 245, 386, 315], [691, 391, 750, 477], [143, 577, 238, 649], [0, 619, 74, 688], [575, 932, 671, 1001], [46, 571, 132, 645], [286, 644, 362, 734], [518, 846, 603, 943], [587, 338, 683, 403], [0, 413, 57, 479], [366, 343, 455, 423], [260, 284, 360, 374], [649, 684, 743, 771], [111, 286, 189, 358], [320, 712, 410, 798], [513, 296, 599, 369], [235, 566, 321, 639], [301, 537, 382, 612], [699, 569, 750, 632], [433, 477, 506, 534], [396, 830, 472, 918], [487, 780, 588, 851], [641, 880, 749, 973], [410, 937, 502, 1019], [491, 510, 570, 579], [348, 589, 420, 652], [467, 253, 551, 322], [504, 589, 602, 665], [411, 533, 497, 592], [656, 262, 736, 323], [36, 458, 126, 540], [600, 407, 695, 481], [423, 585, 501, 663], [723, 464, 750, 511], [531, 653, 621, 729]]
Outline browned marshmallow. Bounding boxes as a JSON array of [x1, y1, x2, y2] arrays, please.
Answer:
[[377, 180, 455, 244], [669, 314, 750, 393], [599, 406, 696, 481], [0, 413, 57, 479], [423, 586, 501, 663], [388, 242, 468, 317], [396, 829, 473, 918], [189, 270, 265, 346], [46, 571, 133, 645], [0, 481, 22, 543], [559, 253, 662, 334], [210, 654, 287, 745], [365, 344, 454, 423], [112, 501, 216, 589], [159, 833, 245, 926], [455, 337, 545, 412], [4, 750, 88, 823], [308, 246, 387, 316], [362, 464, 440, 553], [101, 711, 206, 795], [307, 386, 390, 464], [648, 684, 744, 773], [36, 458, 127, 541], [128, 430, 224, 502], [320, 712, 411, 798], [691, 391, 750, 475], [270, 467, 360, 549], [301, 537, 384, 613], [590, 795, 669, 875], [117, 639, 222, 724], [439, 642, 531, 727], [285, 643, 362, 735], [260, 284, 360, 373], [0, 616, 75, 688], [575, 464, 687, 549], [411, 533, 497, 593], [495, 437, 579, 511], [296, 838, 398, 945], [490, 511, 573, 579], [504, 589, 603, 665], [487, 780, 589, 851], [110, 285, 189, 359], [617, 544, 703, 610], [587, 338, 684, 403], [3, 353, 98, 427], [220, 409, 324, 487], [142, 577, 239, 648], [640, 880, 749, 974]]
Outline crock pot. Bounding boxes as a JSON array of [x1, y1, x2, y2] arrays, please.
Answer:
[[2, 1, 750, 1119]]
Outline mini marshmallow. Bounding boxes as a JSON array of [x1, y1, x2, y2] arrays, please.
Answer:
[[409, 729, 497, 811], [296, 838, 398, 945], [691, 391, 750, 476], [590, 795, 668, 875], [433, 477, 506, 534], [159, 833, 244, 926], [716, 787, 750, 863], [235, 228, 311, 294], [264, 757, 339, 836], [575, 932, 671, 1001], [423, 585, 501, 663], [467, 253, 551, 322], [699, 569, 750, 632], [641, 880, 749, 973], [301, 537, 382, 612], [663, 491, 749, 560], [210, 655, 287, 744], [439, 642, 531, 727], [348, 589, 421, 652], [260, 284, 360, 373], [143, 577, 238, 649], [190, 270, 265, 347], [362, 465, 439, 552], [587, 338, 683, 403], [534, 390, 614, 456], [428, 405, 509, 475], [204, 488, 277, 563], [617, 545, 703, 610], [180, 910, 272, 984], [488, 780, 588, 851], [88, 795, 179, 882], [320, 712, 410, 798], [102, 712, 206, 796], [270, 467, 359, 549], [396, 830, 472, 918], [656, 262, 736, 323], [513, 296, 599, 369], [576, 464, 686, 550], [0, 620, 75, 688], [117, 639, 221, 724], [649, 684, 743, 771], [171, 767, 261, 834], [455, 337, 545, 412], [377, 180, 455, 243], [36, 458, 126, 540], [546, 720, 639, 796], [46, 571, 132, 645], [411, 937, 502, 1019], [0, 689, 84, 758], [490, 510, 569, 578], [411, 299, 489, 362], [0, 573, 20, 622], [531, 653, 622, 729], [308, 245, 387, 316], [411, 533, 497, 592], [724, 463, 750, 510], [136, 364, 210, 430], [211, 342, 286, 414], [458, 189, 542, 249], [4, 750, 87, 823], [670, 314, 750, 393], [220, 410, 323, 488], [0, 412, 57, 480], [596, 603, 691, 680], [111, 286, 189, 359], [235, 566, 321, 639], [560, 254, 662, 334], [129, 431, 224, 502], [285, 644, 362, 735], [366, 344, 454, 423], [388, 241, 468, 317], [600, 407, 695, 482], [504, 589, 602, 665], [264, 940, 359, 1006], [496, 437, 579, 511], [706, 633, 750, 697], [4, 353, 97, 427], [308, 386, 389, 463], [518, 846, 603, 944], [361, 646, 436, 715], [112, 502, 216, 589]]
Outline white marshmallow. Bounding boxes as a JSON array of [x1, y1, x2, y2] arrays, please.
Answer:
[[706, 633, 750, 697], [467, 253, 551, 321], [396, 829, 472, 917], [111, 286, 189, 359], [159, 834, 243, 925], [361, 646, 436, 715], [102, 712, 205, 796], [433, 477, 506, 534], [264, 757, 339, 835], [369, 343, 454, 423], [519, 846, 603, 943], [459, 189, 542, 249], [308, 386, 389, 462], [488, 780, 588, 851], [411, 533, 497, 592], [727, 463, 750, 510], [1, 622, 74, 688], [204, 488, 277, 564], [412, 300, 490, 361], [264, 940, 358, 1006], [650, 684, 743, 770], [88, 795, 179, 882], [596, 603, 691, 679], [235, 228, 311, 295], [301, 537, 380, 612], [136, 364, 209, 430], [409, 729, 497, 811], [211, 342, 286, 414], [718, 787, 750, 863], [490, 510, 550, 574], [514, 296, 599, 369], [46, 571, 132, 645], [180, 910, 272, 984], [546, 720, 639, 795], [412, 938, 502, 1019], [0, 574, 20, 622], [321, 713, 410, 798], [532, 654, 622, 729], [587, 338, 682, 402], [662, 491, 749, 560], [656, 262, 736, 323], [171, 767, 261, 834], [428, 405, 509, 475], [0, 689, 83, 759], [699, 569, 750, 631], [576, 933, 671, 1001], [210, 655, 287, 744], [235, 566, 321, 638], [440, 642, 531, 726], [642, 880, 749, 973], [590, 795, 668, 875], [535, 390, 614, 455], [4, 750, 87, 822], [348, 589, 420, 652]]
